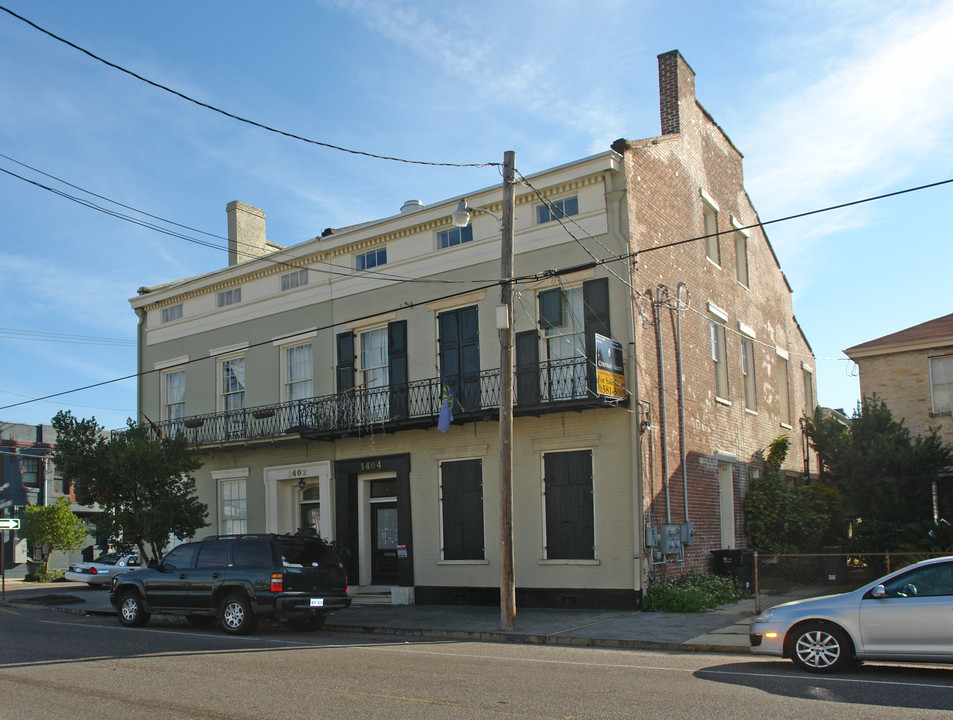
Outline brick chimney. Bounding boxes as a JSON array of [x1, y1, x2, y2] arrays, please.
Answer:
[[226, 201, 267, 266], [658, 50, 696, 136]]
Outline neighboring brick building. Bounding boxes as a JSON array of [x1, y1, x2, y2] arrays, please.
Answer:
[[0, 422, 101, 577], [129, 50, 815, 609], [845, 313, 953, 517], [845, 313, 953, 446]]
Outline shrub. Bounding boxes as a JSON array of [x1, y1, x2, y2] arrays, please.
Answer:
[[643, 572, 749, 612]]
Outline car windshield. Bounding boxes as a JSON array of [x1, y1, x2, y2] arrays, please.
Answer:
[[93, 553, 120, 565]]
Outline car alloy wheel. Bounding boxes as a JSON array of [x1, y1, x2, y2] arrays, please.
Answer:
[[218, 593, 259, 635], [790, 622, 851, 673], [117, 591, 150, 628]]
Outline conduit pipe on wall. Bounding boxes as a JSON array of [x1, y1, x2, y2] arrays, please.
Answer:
[[675, 282, 691, 523], [653, 285, 671, 524]]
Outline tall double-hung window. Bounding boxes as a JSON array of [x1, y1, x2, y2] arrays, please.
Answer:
[[285, 343, 313, 402], [220, 355, 245, 439], [930, 356, 953, 414], [361, 328, 389, 422], [701, 190, 720, 265], [709, 304, 729, 401], [163, 369, 186, 431], [540, 286, 587, 400]]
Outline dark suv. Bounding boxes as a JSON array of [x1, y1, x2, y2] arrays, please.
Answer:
[[110, 534, 350, 635]]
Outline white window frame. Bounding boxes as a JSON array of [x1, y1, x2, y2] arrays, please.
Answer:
[[212, 468, 249, 535], [437, 225, 473, 250], [280, 269, 308, 291], [360, 326, 389, 422], [544, 285, 587, 400], [356, 247, 387, 270], [802, 363, 815, 416], [217, 287, 242, 308], [741, 335, 757, 412], [161, 367, 186, 428], [710, 313, 729, 403], [930, 355, 953, 414], [217, 352, 246, 439], [281, 341, 313, 403], [732, 218, 749, 287], [701, 189, 720, 265], [776, 348, 792, 427], [536, 195, 579, 225], [161, 304, 183, 323]]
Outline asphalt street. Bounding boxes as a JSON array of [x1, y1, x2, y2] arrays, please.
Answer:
[[3, 602, 953, 719]]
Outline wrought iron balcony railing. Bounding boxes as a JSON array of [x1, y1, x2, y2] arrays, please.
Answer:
[[149, 356, 625, 446]]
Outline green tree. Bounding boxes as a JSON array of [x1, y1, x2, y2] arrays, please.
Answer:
[[52, 411, 208, 562], [743, 436, 839, 553], [21, 496, 88, 578], [802, 397, 953, 552]]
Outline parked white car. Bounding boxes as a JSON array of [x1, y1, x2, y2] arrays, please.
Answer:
[[65, 552, 140, 587], [750, 555, 953, 672]]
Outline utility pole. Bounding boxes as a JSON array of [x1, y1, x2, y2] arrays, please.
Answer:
[[499, 150, 516, 631]]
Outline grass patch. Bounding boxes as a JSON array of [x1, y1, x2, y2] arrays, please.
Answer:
[[643, 573, 749, 613]]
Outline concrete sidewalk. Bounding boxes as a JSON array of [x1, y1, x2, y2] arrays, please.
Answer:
[[0, 580, 754, 654]]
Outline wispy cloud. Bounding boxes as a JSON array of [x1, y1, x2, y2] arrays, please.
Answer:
[[744, 1, 953, 245]]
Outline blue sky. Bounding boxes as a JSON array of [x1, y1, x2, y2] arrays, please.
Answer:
[[1, 0, 951, 430]]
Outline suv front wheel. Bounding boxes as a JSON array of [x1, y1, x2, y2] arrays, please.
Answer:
[[218, 593, 259, 635], [117, 590, 151, 628]]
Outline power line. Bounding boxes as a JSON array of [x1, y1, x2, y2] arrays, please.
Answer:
[[0, 5, 498, 170], [0, 154, 504, 286], [0, 327, 135, 347]]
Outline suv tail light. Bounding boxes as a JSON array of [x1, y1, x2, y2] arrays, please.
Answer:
[[270, 573, 283, 592]]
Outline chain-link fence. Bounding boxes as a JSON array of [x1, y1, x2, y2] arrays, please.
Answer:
[[749, 551, 951, 612]]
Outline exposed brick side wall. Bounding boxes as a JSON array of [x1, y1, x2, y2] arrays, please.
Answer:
[[628, 51, 816, 580]]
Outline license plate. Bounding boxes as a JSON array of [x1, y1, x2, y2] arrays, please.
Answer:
[[310, 598, 324, 607]]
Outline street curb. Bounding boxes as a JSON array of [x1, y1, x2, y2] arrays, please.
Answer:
[[323, 622, 753, 655], [2, 600, 752, 655]]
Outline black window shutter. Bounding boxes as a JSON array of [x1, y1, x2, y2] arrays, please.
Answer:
[[515, 330, 540, 406], [538, 288, 563, 329], [583, 278, 611, 395], [388, 320, 408, 420], [336, 331, 355, 393], [441, 459, 484, 560], [544, 450, 594, 559]]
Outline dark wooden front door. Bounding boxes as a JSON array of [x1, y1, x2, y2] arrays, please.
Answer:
[[371, 501, 399, 584]]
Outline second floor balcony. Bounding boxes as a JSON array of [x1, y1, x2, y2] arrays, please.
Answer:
[[150, 357, 627, 447]]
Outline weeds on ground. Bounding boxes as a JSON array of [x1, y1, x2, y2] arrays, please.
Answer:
[[643, 573, 749, 613]]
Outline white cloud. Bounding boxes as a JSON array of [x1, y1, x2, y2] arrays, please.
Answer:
[[745, 1, 953, 224]]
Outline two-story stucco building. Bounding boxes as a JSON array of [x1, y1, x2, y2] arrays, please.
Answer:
[[130, 51, 816, 609]]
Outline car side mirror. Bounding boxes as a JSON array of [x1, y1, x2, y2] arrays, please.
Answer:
[[870, 584, 886, 598], [148, 559, 159, 569]]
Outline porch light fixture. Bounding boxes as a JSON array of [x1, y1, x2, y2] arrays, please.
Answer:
[[297, 477, 307, 491]]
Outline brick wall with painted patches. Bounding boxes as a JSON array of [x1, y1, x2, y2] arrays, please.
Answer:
[[622, 51, 816, 578]]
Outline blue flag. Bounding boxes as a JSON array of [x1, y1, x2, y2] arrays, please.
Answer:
[[437, 378, 454, 433]]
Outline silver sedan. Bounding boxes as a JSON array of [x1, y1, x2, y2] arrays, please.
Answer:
[[750, 555, 953, 672], [64, 552, 140, 587]]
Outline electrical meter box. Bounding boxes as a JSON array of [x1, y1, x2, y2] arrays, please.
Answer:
[[644, 526, 659, 548], [680, 523, 696, 545], [662, 524, 682, 554]]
